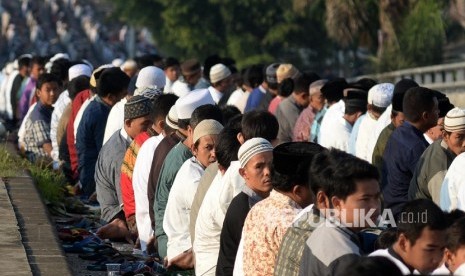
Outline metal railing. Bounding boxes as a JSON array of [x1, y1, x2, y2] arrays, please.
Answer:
[[355, 61, 465, 94]]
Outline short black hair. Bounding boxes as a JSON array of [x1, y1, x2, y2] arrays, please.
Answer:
[[402, 87, 437, 122], [215, 127, 241, 169], [272, 143, 326, 192], [277, 78, 294, 97], [36, 73, 61, 90], [97, 67, 130, 97], [446, 217, 465, 252], [189, 104, 223, 129], [220, 105, 241, 125], [309, 149, 379, 200], [31, 56, 46, 66], [18, 56, 31, 68], [50, 58, 72, 84], [397, 199, 447, 245], [243, 65, 264, 89], [163, 57, 180, 69], [225, 114, 242, 133], [68, 76, 90, 100], [241, 110, 278, 142], [294, 72, 319, 94], [374, 228, 398, 250], [151, 94, 178, 122], [345, 256, 402, 276], [444, 209, 465, 228], [349, 78, 378, 92]]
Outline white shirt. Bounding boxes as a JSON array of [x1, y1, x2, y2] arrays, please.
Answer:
[[18, 102, 36, 149], [103, 97, 127, 145], [355, 113, 378, 161], [164, 157, 205, 259], [171, 80, 190, 98], [1, 70, 19, 120], [424, 133, 434, 145], [227, 88, 244, 107], [208, 86, 223, 104], [233, 233, 245, 276], [366, 105, 392, 163], [218, 161, 245, 215], [321, 116, 352, 152], [164, 77, 175, 94], [194, 171, 224, 276], [318, 99, 345, 147], [133, 134, 164, 252], [370, 249, 419, 275], [50, 90, 70, 161], [74, 94, 96, 142], [440, 152, 465, 211], [234, 92, 250, 114]]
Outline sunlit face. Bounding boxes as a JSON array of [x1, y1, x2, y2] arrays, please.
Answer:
[[333, 178, 381, 230], [443, 129, 465, 156], [126, 115, 153, 139], [393, 111, 405, 128], [310, 91, 325, 111], [426, 117, 444, 142], [165, 65, 180, 82], [446, 246, 465, 274], [239, 151, 273, 198], [403, 227, 446, 274], [193, 134, 218, 168], [30, 63, 45, 79], [37, 81, 61, 106]]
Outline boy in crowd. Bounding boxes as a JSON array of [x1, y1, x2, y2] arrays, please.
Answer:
[[299, 149, 381, 276], [370, 199, 447, 275], [23, 73, 62, 163]]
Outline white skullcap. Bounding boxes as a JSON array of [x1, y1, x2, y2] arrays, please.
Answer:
[[238, 138, 273, 168], [176, 88, 215, 120], [134, 86, 163, 100], [68, 64, 92, 81], [368, 83, 394, 108], [81, 59, 94, 72], [171, 81, 191, 98], [121, 59, 137, 70], [193, 119, 224, 144], [276, 64, 300, 83], [50, 53, 70, 62], [112, 58, 124, 67], [166, 105, 179, 130], [136, 66, 165, 89], [209, 63, 231, 84], [444, 107, 465, 132]]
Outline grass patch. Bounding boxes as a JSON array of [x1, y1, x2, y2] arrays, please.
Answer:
[[0, 145, 65, 204]]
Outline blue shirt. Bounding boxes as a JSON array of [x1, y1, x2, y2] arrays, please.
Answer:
[[348, 114, 365, 155], [382, 121, 429, 217], [310, 107, 327, 143], [244, 85, 266, 113]]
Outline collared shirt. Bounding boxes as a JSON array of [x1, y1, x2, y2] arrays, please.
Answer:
[[133, 134, 164, 252], [440, 152, 465, 211], [355, 113, 378, 161], [23, 101, 53, 161], [218, 161, 245, 216], [348, 114, 365, 155], [121, 129, 157, 220], [103, 97, 127, 145], [424, 133, 434, 145], [274, 206, 324, 276], [208, 86, 224, 104], [275, 95, 304, 144], [18, 102, 37, 150], [154, 141, 193, 258], [369, 248, 415, 275], [321, 115, 353, 152], [366, 105, 392, 163], [382, 121, 429, 217], [318, 100, 345, 147], [95, 128, 132, 223], [244, 85, 266, 113], [50, 90, 70, 161], [310, 107, 326, 143], [164, 156, 205, 259], [299, 218, 363, 276], [193, 170, 224, 276], [243, 190, 302, 276], [408, 139, 456, 205], [293, 105, 315, 142]]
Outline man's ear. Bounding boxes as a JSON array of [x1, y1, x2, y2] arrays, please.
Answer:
[[188, 125, 193, 136], [316, 191, 330, 209], [124, 118, 132, 128], [398, 233, 409, 253], [237, 132, 245, 145], [239, 167, 247, 180], [35, 88, 40, 97], [331, 196, 341, 211]]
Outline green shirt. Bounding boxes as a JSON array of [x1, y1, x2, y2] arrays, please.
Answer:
[[154, 141, 192, 258], [274, 206, 323, 276], [372, 123, 395, 184]]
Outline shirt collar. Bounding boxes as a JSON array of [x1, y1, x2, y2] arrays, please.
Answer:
[[242, 185, 265, 208], [388, 247, 415, 274], [270, 189, 302, 210], [259, 85, 266, 94], [120, 128, 133, 144]]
